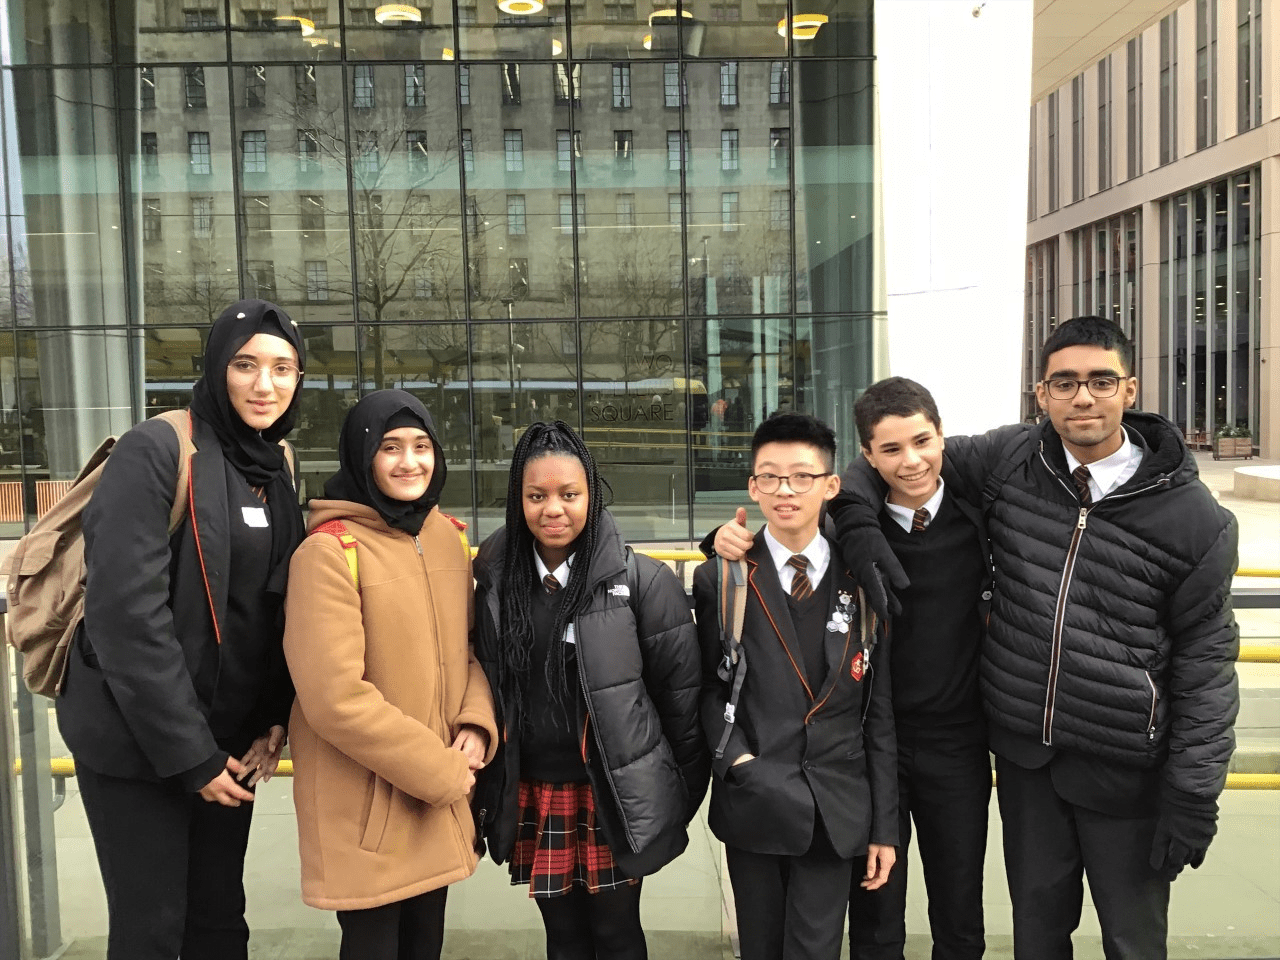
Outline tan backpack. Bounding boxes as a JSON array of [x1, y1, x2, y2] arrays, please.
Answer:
[[2, 410, 196, 697]]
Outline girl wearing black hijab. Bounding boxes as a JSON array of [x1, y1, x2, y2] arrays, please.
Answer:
[[283, 390, 497, 960], [57, 300, 307, 960]]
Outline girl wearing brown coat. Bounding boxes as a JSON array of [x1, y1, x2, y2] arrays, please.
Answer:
[[283, 390, 497, 960]]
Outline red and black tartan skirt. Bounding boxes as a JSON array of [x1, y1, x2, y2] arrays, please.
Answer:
[[508, 779, 637, 899]]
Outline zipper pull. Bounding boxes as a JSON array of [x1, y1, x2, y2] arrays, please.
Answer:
[[414, 536, 423, 555], [1077, 509, 1088, 530]]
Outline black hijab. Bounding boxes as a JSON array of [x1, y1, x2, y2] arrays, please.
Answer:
[[189, 299, 308, 595], [323, 390, 446, 536]]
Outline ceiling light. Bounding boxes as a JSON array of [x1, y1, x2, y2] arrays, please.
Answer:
[[273, 15, 316, 35], [303, 35, 330, 45], [442, 47, 455, 59], [552, 38, 563, 54], [375, 3, 422, 22], [642, 33, 652, 48], [497, 0, 545, 14], [777, 13, 828, 39], [648, 7, 694, 22]]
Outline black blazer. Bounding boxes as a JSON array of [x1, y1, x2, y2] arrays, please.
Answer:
[[693, 532, 898, 859], [57, 411, 295, 792]]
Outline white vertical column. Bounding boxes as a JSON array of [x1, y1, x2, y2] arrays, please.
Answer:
[[875, 0, 1034, 434]]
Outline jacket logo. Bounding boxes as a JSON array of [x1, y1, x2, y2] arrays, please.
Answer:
[[609, 584, 630, 598], [850, 651, 865, 681]]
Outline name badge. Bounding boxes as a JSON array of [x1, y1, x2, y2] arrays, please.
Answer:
[[242, 506, 269, 528], [563, 624, 576, 645]]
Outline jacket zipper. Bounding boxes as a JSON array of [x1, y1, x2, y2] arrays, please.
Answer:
[[1145, 670, 1158, 741], [1037, 448, 1170, 745]]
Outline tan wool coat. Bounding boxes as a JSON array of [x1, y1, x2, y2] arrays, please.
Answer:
[[283, 500, 498, 911]]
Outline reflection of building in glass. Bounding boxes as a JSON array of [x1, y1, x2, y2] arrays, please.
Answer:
[[0, 0, 880, 541], [1025, 0, 1276, 457]]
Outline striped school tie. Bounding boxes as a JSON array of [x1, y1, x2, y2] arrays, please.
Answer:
[[1072, 465, 1093, 506], [543, 574, 560, 594], [911, 507, 929, 533], [787, 554, 813, 600]]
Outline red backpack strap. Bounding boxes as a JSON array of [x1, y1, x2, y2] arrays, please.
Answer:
[[311, 519, 360, 591], [440, 511, 470, 557]]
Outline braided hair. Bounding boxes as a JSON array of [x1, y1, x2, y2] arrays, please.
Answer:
[[497, 421, 609, 722]]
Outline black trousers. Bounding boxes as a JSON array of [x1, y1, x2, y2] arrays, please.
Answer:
[[77, 763, 255, 960], [726, 823, 853, 960], [337, 887, 449, 960], [995, 756, 1170, 960], [848, 722, 990, 960]]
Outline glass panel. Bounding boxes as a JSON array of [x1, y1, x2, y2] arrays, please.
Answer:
[[1232, 172, 1251, 434], [794, 60, 873, 314], [342, 1, 454, 61], [358, 322, 474, 521], [230, 0, 341, 62], [341, 64, 466, 323], [464, 64, 573, 319], [2, 0, 113, 64], [9, 69, 126, 328], [681, 0, 797, 59], [1211, 180, 1228, 432], [469, 321, 578, 537], [790, 0, 873, 58], [134, 0, 229, 63], [1173, 193, 1188, 430], [580, 318, 690, 542], [457, 0, 567, 60], [1191, 188, 1207, 437], [228, 64, 353, 325]]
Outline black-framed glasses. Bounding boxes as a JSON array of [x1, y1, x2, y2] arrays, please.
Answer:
[[1041, 376, 1127, 400], [750, 472, 831, 494]]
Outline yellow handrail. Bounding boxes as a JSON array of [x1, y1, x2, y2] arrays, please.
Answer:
[[1240, 646, 1280, 664], [1236, 568, 1279, 578]]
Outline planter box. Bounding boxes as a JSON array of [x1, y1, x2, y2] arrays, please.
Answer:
[[1213, 437, 1254, 460]]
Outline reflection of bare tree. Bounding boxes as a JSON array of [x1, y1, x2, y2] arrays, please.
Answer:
[[164, 241, 241, 327], [591, 229, 683, 319]]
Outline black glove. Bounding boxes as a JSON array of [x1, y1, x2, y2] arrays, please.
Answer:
[[1148, 787, 1218, 881], [833, 497, 909, 621]]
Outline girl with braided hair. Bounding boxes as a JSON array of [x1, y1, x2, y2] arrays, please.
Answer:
[[472, 421, 709, 960]]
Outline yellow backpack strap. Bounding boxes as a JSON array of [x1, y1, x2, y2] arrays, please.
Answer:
[[441, 511, 469, 560], [312, 519, 359, 591]]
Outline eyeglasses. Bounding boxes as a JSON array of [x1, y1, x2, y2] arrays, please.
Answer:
[[750, 472, 831, 494], [1041, 376, 1127, 400], [227, 359, 303, 387]]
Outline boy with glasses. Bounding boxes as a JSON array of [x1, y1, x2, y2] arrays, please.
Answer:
[[694, 413, 898, 960]]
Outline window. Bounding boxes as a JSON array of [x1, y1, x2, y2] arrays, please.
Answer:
[[246, 261, 277, 300], [557, 129, 581, 172], [507, 258, 530, 297], [1195, 0, 1217, 149], [554, 63, 582, 106], [298, 129, 320, 171], [189, 132, 211, 175], [142, 132, 160, 175], [184, 66, 206, 110], [465, 196, 481, 235], [1238, 0, 1263, 132], [1047, 91, 1058, 211], [667, 131, 689, 171], [769, 127, 790, 170], [504, 129, 524, 172], [356, 193, 384, 230], [769, 190, 790, 231], [295, 64, 318, 106], [663, 63, 685, 107], [721, 130, 739, 171], [414, 274, 433, 299], [306, 261, 329, 301], [244, 195, 270, 232], [242, 131, 267, 175], [501, 63, 521, 105], [1070, 75, 1083, 203], [458, 65, 470, 105], [355, 131, 379, 178], [142, 198, 161, 240], [242, 9, 275, 28], [139, 67, 155, 110], [1127, 37, 1143, 179], [668, 192, 683, 226], [1159, 13, 1178, 166], [603, 0, 634, 19], [244, 65, 267, 109], [185, 8, 218, 26], [614, 130, 633, 169], [669, 255, 683, 288], [769, 61, 790, 105], [353, 64, 375, 109], [457, 0, 477, 22], [461, 130, 474, 172], [721, 192, 739, 231], [612, 64, 631, 109], [558, 194, 584, 233], [712, 2, 741, 19], [407, 131, 428, 175], [615, 193, 635, 229], [404, 63, 425, 107], [300, 195, 325, 232], [191, 197, 213, 238], [720, 62, 738, 106], [1097, 57, 1111, 191], [507, 194, 526, 235]]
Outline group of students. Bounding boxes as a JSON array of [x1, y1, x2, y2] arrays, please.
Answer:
[[56, 299, 1238, 960]]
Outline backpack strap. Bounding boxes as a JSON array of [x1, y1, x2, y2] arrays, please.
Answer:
[[712, 557, 749, 761], [154, 409, 197, 535], [311, 519, 360, 591], [441, 511, 470, 558]]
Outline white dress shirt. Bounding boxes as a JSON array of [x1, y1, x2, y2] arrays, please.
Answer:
[[1064, 429, 1144, 501], [762, 527, 830, 594], [884, 478, 947, 533]]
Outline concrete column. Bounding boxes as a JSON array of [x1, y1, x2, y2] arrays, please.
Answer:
[[1259, 154, 1278, 459], [876, 0, 1034, 433], [1139, 200, 1164, 411]]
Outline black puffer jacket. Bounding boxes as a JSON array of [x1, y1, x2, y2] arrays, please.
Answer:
[[944, 412, 1239, 800], [472, 511, 710, 879]]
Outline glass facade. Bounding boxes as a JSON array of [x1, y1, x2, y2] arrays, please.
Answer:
[[0, 0, 881, 546]]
